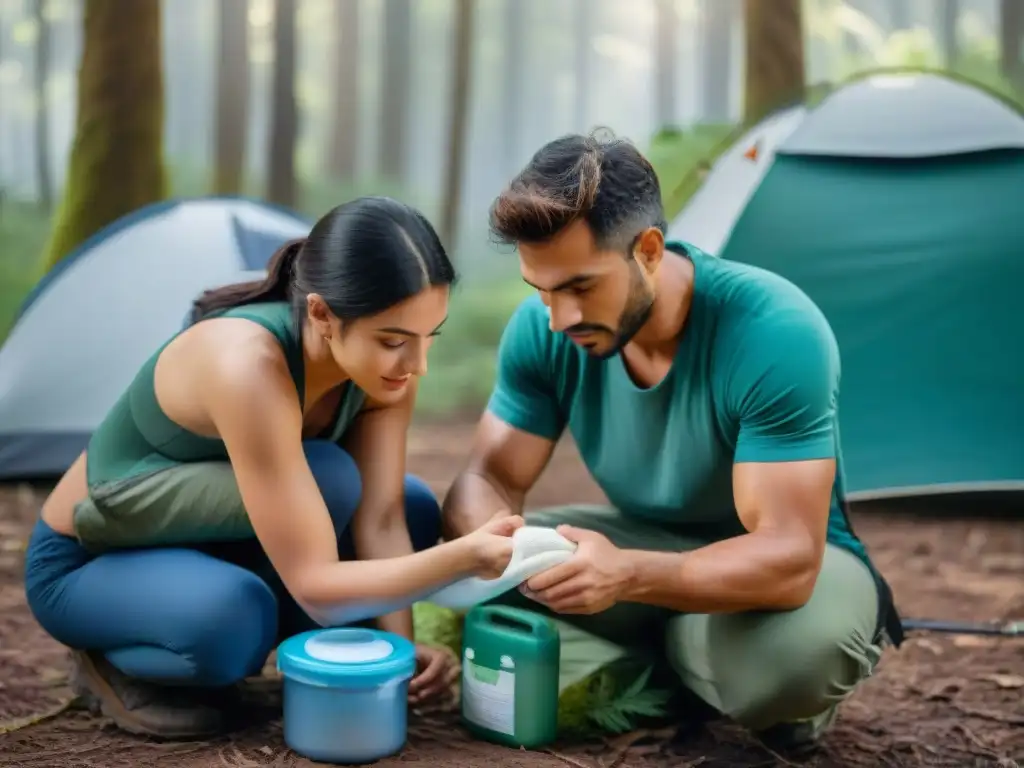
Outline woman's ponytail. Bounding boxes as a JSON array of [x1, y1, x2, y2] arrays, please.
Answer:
[[189, 238, 306, 324]]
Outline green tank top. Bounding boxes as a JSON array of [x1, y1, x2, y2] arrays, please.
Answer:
[[74, 301, 367, 549]]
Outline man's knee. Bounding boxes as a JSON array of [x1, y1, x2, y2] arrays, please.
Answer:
[[670, 547, 883, 729], [727, 615, 879, 728], [404, 475, 441, 551], [304, 440, 361, 534]]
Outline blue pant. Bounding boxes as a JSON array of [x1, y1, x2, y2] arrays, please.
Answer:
[[24, 441, 441, 687]]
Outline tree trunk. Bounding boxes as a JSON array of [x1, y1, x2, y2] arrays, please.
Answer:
[[327, 0, 360, 180], [654, 0, 678, 128], [33, 0, 52, 211], [573, 0, 590, 131], [937, 0, 958, 69], [266, 0, 297, 208], [439, 0, 474, 254], [1000, 0, 1024, 88], [889, 0, 911, 30], [743, 0, 805, 124], [700, 0, 734, 124], [378, 0, 412, 182], [213, 0, 249, 196], [502, 0, 525, 172], [43, 0, 166, 271]]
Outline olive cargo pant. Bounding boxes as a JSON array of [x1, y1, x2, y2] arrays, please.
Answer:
[[490, 505, 884, 731]]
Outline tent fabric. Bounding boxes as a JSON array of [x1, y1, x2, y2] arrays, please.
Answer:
[[778, 73, 1024, 159], [0, 197, 311, 480], [721, 151, 1024, 499], [667, 71, 1024, 501], [666, 106, 807, 254]]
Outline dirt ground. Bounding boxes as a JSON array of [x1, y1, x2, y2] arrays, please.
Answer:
[[0, 424, 1021, 768]]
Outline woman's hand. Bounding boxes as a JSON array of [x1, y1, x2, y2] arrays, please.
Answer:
[[464, 514, 525, 579], [408, 644, 460, 706]]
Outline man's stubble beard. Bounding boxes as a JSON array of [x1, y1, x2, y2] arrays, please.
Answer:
[[590, 262, 655, 360]]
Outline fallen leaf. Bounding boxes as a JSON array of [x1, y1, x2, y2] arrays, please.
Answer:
[[980, 673, 1024, 689], [953, 635, 994, 649]]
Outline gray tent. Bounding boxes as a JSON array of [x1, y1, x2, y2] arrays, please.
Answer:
[[0, 197, 310, 480]]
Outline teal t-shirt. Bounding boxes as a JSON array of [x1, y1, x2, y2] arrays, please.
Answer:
[[486, 242, 870, 566]]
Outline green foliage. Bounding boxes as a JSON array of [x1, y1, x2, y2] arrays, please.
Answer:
[[646, 124, 737, 221], [412, 602, 465, 656], [0, 201, 52, 339], [415, 278, 533, 416], [558, 662, 673, 737]]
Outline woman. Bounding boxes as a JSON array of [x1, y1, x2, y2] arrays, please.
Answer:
[[23, 196, 522, 740]]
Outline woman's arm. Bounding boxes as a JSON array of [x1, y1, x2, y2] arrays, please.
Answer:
[[203, 346, 500, 624], [342, 383, 424, 639]]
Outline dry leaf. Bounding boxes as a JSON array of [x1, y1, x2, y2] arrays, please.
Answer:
[[980, 673, 1024, 689], [953, 635, 994, 649]]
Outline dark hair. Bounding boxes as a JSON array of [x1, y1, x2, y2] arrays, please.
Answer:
[[191, 196, 457, 325], [489, 129, 668, 251]]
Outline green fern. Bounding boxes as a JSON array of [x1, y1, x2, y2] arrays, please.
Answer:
[[580, 665, 673, 735]]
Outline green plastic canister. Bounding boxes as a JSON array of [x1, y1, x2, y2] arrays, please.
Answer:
[[460, 605, 560, 749]]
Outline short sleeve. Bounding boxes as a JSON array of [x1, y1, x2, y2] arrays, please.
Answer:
[[725, 309, 841, 464], [485, 297, 566, 441]]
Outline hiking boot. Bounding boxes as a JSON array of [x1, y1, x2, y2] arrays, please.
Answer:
[[70, 650, 234, 740], [755, 703, 839, 754]]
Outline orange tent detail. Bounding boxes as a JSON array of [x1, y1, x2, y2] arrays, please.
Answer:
[[743, 142, 760, 161]]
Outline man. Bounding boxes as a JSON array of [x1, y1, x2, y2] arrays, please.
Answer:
[[441, 132, 903, 750]]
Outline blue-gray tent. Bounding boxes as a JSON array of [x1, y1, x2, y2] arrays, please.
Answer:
[[0, 197, 311, 480]]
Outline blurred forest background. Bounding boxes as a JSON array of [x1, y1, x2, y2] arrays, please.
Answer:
[[1, 0, 1022, 415]]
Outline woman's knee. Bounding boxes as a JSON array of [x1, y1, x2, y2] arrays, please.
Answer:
[[404, 475, 441, 551], [29, 542, 280, 688], [168, 567, 279, 686], [303, 440, 361, 534]]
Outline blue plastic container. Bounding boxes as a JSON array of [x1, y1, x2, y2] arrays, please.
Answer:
[[276, 628, 417, 764]]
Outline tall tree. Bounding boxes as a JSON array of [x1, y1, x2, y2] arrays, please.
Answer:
[[573, 0, 591, 131], [700, 0, 735, 124], [502, 0, 525, 172], [266, 0, 297, 208], [213, 0, 250, 196], [439, 0, 474, 253], [743, 0, 805, 124], [327, 0, 360, 181], [43, 0, 166, 271], [937, 0, 958, 69], [1000, 0, 1023, 88], [32, 0, 52, 210], [378, 0, 412, 182], [654, 0, 678, 128], [889, 0, 911, 30]]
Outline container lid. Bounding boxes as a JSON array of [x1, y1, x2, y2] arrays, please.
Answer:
[[277, 628, 416, 687]]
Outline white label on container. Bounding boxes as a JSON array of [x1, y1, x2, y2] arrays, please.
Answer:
[[462, 657, 515, 736]]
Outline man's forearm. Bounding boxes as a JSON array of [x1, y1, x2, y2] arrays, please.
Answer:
[[620, 530, 821, 613], [441, 470, 522, 540]]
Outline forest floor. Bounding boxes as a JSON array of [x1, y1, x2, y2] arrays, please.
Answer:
[[0, 423, 1021, 768]]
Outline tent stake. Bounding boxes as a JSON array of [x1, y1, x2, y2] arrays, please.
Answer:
[[901, 618, 1022, 636]]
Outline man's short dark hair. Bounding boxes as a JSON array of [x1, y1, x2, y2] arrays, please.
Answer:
[[489, 129, 668, 251]]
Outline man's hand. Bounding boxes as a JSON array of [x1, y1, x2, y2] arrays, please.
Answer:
[[408, 644, 460, 706], [521, 525, 635, 615]]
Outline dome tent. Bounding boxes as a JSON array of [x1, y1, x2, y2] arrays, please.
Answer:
[[0, 197, 311, 480], [668, 70, 1024, 501]]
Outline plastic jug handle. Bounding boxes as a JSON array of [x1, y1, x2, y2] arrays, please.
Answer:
[[480, 605, 551, 635]]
